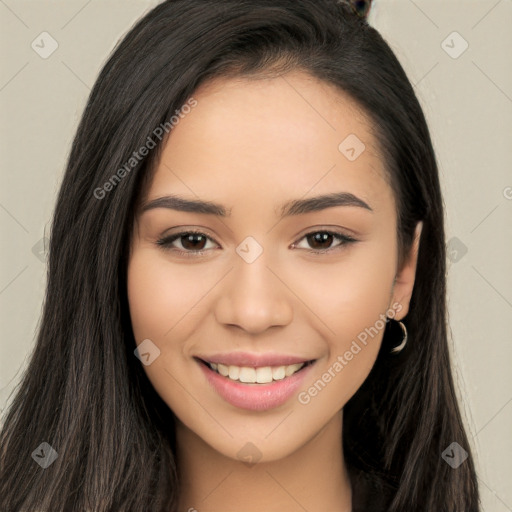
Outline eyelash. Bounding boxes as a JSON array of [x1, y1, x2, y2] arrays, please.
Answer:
[[155, 229, 358, 258]]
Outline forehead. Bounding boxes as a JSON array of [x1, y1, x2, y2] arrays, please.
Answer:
[[145, 71, 392, 215]]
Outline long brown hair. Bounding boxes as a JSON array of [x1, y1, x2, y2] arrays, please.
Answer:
[[0, 1, 480, 510]]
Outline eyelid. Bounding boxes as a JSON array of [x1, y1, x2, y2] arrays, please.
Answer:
[[292, 225, 359, 243]]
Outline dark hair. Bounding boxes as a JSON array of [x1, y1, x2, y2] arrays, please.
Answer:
[[0, 0, 480, 510]]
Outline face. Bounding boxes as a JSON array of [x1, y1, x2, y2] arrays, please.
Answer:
[[127, 71, 421, 463]]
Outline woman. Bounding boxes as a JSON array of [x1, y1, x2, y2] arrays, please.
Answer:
[[0, 0, 480, 510]]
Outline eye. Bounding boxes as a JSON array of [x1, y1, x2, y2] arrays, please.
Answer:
[[292, 230, 357, 253], [156, 230, 219, 257], [156, 228, 358, 257]]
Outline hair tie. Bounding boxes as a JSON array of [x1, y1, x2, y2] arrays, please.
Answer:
[[342, 0, 373, 19]]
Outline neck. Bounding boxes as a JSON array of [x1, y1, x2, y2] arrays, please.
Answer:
[[175, 410, 352, 512]]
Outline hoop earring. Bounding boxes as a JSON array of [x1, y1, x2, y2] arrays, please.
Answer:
[[389, 319, 408, 354]]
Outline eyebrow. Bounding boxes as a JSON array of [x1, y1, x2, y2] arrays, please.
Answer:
[[140, 191, 373, 218]]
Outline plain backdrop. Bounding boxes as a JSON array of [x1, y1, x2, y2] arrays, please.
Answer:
[[1, 1, 511, 510]]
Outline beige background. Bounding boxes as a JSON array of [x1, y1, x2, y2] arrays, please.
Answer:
[[1, 0, 511, 509]]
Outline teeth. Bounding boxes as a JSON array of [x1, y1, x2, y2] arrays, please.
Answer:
[[207, 361, 307, 383], [285, 363, 303, 377], [239, 367, 256, 383], [217, 363, 229, 376], [228, 365, 240, 380], [256, 367, 272, 384], [272, 366, 286, 380]]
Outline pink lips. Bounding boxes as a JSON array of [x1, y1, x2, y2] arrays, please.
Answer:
[[195, 353, 315, 412]]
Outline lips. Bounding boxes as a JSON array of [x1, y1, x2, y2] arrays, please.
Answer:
[[195, 353, 316, 411]]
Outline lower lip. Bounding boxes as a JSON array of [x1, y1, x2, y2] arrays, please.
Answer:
[[197, 360, 315, 411]]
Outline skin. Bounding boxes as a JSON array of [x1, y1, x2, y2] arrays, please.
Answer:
[[127, 71, 422, 511]]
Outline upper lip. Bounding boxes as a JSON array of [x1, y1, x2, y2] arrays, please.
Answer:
[[196, 352, 314, 368]]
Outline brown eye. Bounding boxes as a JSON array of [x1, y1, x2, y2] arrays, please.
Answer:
[[306, 232, 336, 250], [179, 233, 208, 251], [156, 229, 357, 257], [156, 231, 218, 255], [294, 230, 357, 253]]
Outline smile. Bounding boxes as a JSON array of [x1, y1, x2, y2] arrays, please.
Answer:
[[195, 356, 317, 411]]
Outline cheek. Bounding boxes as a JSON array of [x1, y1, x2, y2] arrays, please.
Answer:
[[127, 248, 223, 395], [290, 237, 396, 342], [127, 249, 210, 343], [126, 249, 202, 413], [289, 240, 395, 415]]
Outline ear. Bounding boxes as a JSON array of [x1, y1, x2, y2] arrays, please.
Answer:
[[390, 221, 423, 320]]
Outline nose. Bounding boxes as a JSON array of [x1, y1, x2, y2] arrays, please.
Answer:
[[214, 254, 294, 334]]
